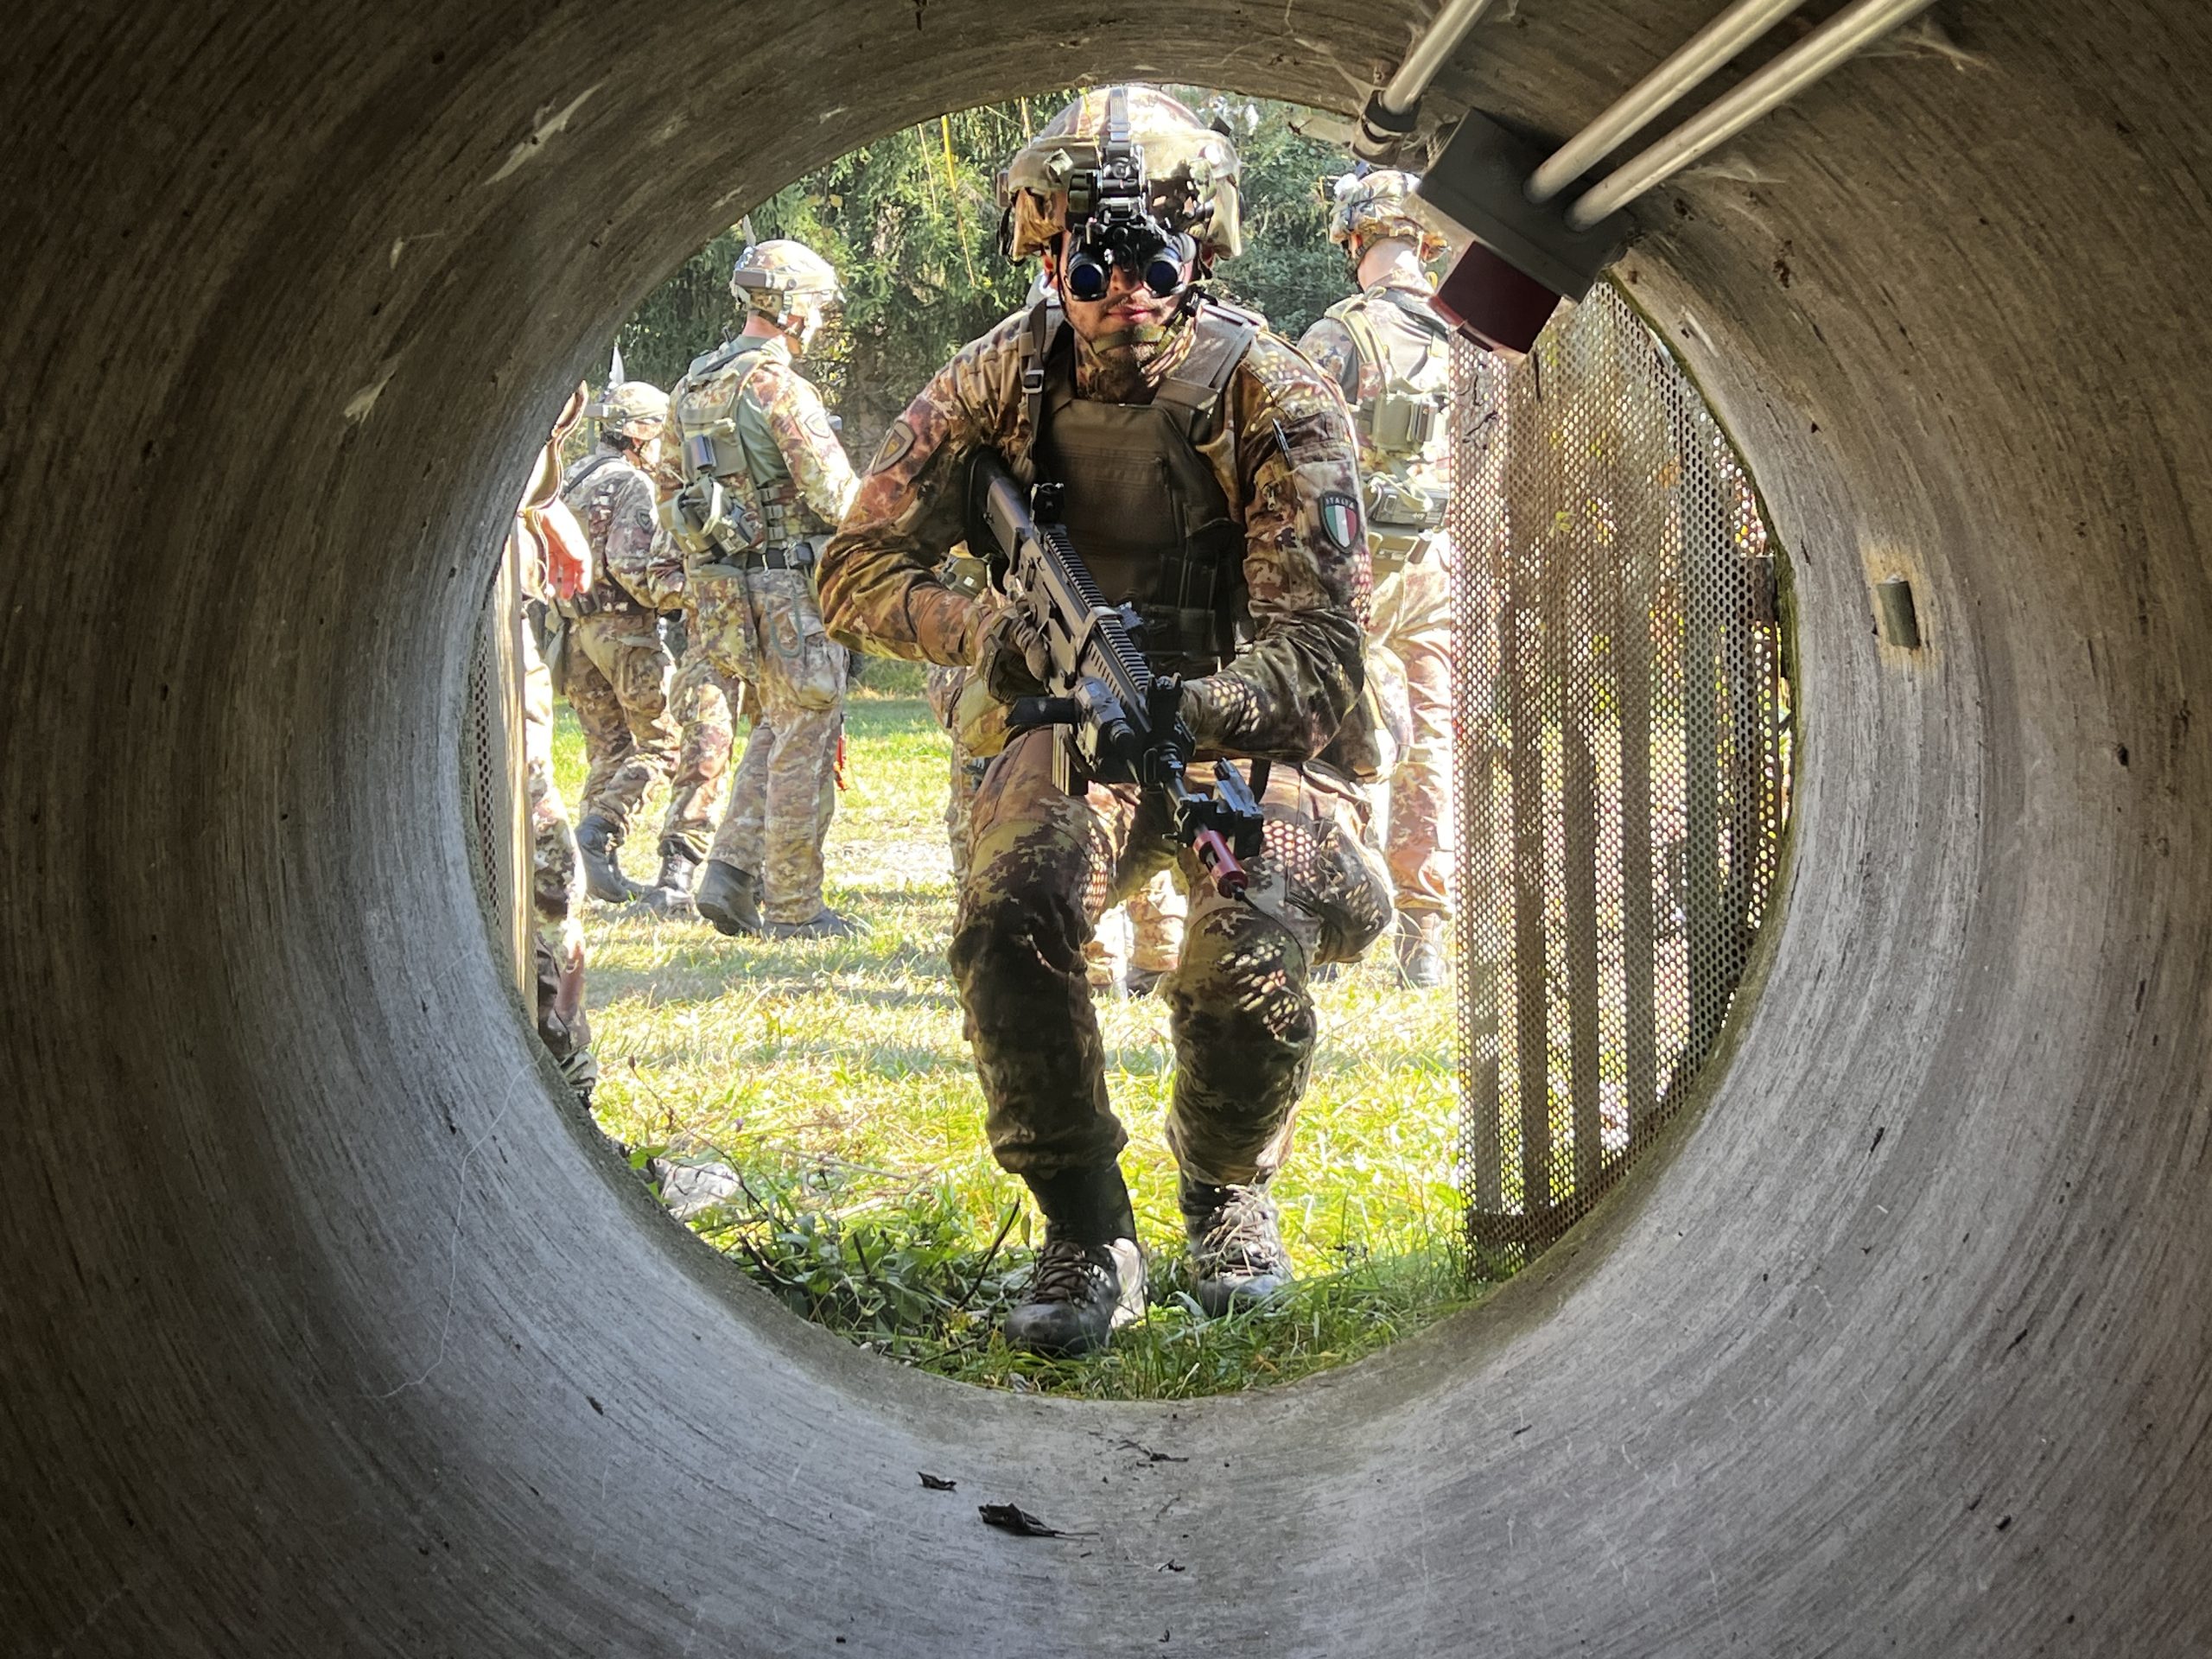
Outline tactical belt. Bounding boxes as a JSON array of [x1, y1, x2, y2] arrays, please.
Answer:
[[554, 588, 645, 620], [717, 542, 816, 574]]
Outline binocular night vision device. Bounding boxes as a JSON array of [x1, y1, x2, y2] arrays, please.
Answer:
[[1054, 87, 1201, 302]]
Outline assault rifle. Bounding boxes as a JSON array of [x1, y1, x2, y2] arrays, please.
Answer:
[[970, 454, 1265, 898]]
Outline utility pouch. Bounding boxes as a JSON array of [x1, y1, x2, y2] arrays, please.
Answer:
[[1369, 389, 1445, 454], [1368, 474, 1449, 532]]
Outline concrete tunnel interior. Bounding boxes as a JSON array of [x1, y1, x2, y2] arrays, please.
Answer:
[[3, 1, 2207, 1652]]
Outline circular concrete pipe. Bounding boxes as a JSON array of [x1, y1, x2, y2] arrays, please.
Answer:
[[2, 3, 2205, 1653]]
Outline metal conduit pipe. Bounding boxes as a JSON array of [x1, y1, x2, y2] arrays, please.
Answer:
[[1379, 0, 1510, 114], [1524, 0, 1811, 204], [1567, 0, 1937, 227], [5, 2, 2210, 1653]]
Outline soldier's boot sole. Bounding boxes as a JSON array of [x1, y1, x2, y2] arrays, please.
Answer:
[[1180, 1178, 1294, 1320], [761, 907, 868, 941], [1001, 1238, 1147, 1358], [637, 846, 702, 918], [1395, 912, 1451, 990], [695, 861, 763, 937], [575, 815, 638, 905]]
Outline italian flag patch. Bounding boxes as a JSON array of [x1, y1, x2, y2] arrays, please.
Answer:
[[1319, 491, 1362, 552]]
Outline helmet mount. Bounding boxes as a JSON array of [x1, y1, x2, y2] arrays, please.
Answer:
[[1056, 87, 1195, 302]]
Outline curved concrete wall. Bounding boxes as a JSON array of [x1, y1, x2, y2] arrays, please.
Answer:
[[3, 3, 2203, 1652]]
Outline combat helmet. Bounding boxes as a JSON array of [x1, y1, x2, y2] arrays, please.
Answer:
[[730, 238, 844, 347], [1328, 168, 1448, 269], [592, 379, 669, 433], [998, 86, 1243, 297]]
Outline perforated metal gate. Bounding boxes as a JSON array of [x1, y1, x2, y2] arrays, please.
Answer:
[[464, 539, 532, 1002], [1450, 282, 1791, 1275]]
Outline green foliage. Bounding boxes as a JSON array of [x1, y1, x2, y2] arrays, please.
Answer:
[[555, 695, 1484, 1399], [677, 1154, 1472, 1395], [613, 88, 1356, 456]]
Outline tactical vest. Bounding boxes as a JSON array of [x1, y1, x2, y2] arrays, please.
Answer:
[[556, 449, 646, 616], [1323, 283, 1452, 570], [1020, 295, 1262, 679], [674, 338, 809, 559]]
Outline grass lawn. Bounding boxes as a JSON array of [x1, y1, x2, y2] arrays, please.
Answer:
[[552, 671, 1484, 1397]]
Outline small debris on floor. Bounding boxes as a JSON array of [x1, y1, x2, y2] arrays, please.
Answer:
[[978, 1503, 1061, 1537], [918, 1471, 957, 1491]]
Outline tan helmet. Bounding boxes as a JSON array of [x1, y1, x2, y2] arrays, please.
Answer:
[[1328, 169, 1448, 267], [998, 85, 1243, 276], [730, 238, 844, 344], [594, 379, 669, 431]]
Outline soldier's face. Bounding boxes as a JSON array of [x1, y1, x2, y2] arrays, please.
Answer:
[[1049, 242, 1192, 344], [626, 423, 664, 468]]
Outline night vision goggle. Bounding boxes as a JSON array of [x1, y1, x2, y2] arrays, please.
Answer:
[[1057, 87, 1197, 302]]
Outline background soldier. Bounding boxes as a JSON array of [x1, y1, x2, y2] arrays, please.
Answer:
[[819, 87, 1392, 1357], [665, 240, 863, 939], [1297, 172, 1461, 988], [643, 613, 735, 917], [511, 387, 598, 1101], [550, 381, 684, 903]]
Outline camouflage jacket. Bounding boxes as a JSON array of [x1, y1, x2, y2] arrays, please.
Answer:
[[818, 300, 1370, 761], [668, 333, 857, 561], [1296, 268, 1453, 539], [560, 442, 682, 615]]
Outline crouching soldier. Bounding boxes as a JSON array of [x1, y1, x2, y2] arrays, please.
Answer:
[[818, 87, 1391, 1356]]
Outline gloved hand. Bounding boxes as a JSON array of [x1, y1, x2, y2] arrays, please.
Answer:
[[975, 601, 1052, 702]]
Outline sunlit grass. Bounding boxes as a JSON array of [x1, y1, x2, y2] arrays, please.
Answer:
[[553, 677, 1487, 1396]]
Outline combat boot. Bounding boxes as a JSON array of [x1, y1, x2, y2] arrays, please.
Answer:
[[575, 814, 637, 905], [637, 842, 702, 918], [762, 906, 869, 941], [694, 861, 763, 937], [1180, 1176, 1292, 1317], [1395, 911, 1451, 990], [1003, 1165, 1147, 1358]]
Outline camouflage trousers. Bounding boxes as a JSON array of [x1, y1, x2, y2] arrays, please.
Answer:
[[693, 563, 845, 925], [553, 610, 677, 832], [1370, 546, 1456, 918], [521, 626, 588, 1064], [658, 638, 736, 861], [951, 728, 1393, 1185]]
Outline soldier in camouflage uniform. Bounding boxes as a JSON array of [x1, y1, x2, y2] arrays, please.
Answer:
[[820, 88, 1392, 1356], [549, 381, 685, 903], [647, 621, 736, 912], [1297, 171, 1465, 988], [512, 388, 597, 1100], [664, 241, 863, 938]]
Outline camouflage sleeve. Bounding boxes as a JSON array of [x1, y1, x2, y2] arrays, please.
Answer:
[[600, 469, 678, 609], [1294, 315, 1363, 404], [1179, 332, 1370, 760], [817, 314, 1029, 665], [758, 365, 860, 526]]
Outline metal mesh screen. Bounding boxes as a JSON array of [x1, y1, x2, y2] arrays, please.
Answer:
[[1450, 281, 1791, 1275], [462, 542, 531, 1001]]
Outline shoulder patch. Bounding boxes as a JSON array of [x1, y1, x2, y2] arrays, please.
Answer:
[[869, 417, 917, 474], [1319, 491, 1363, 553]]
